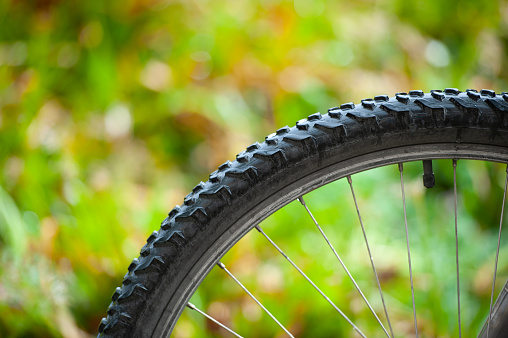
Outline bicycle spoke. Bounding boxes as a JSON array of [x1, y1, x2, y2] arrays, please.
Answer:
[[298, 196, 391, 338], [347, 175, 395, 338], [254, 225, 367, 338], [217, 262, 294, 338], [453, 160, 462, 337], [399, 163, 418, 337], [186, 302, 243, 338], [487, 164, 508, 337]]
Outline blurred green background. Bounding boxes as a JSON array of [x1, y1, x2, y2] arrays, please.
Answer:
[[1, 0, 508, 337]]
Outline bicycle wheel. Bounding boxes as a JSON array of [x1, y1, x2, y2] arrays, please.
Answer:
[[98, 89, 508, 337]]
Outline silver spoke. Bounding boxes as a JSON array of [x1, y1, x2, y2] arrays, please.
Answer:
[[186, 302, 243, 338], [453, 160, 462, 337], [399, 163, 418, 337], [347, 175, 395, 338], [217, 262, 294, 338], [487, 164, 508, 337], [298, 196, 391, 338], [255, 225, 367, 338]]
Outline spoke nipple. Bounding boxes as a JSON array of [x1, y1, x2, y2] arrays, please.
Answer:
[[398, 163, 404, 172], [217, 262, 225, 269], [187, 302, 196, 310], [346, 175, 352, 184], [254, 225, 262, 232], [453, 159, 458, 168], [297, 197, 305, 205], [505, 164, 508, 173]]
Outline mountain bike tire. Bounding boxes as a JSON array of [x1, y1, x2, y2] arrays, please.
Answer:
[[98, 89, 508, 337]]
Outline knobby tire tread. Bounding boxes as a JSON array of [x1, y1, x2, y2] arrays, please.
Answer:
[[98, 89, 508, 337]]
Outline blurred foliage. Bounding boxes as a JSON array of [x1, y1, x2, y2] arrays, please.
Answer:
[[1, 0, 508, 336]]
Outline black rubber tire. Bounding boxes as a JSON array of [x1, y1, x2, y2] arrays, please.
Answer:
[[98, 89, 508, 337]]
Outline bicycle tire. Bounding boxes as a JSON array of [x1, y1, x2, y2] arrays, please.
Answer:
[[98, 89, 508, 337]]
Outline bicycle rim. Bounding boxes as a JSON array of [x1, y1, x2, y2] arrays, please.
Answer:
[[98, 89, 508, 337]]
